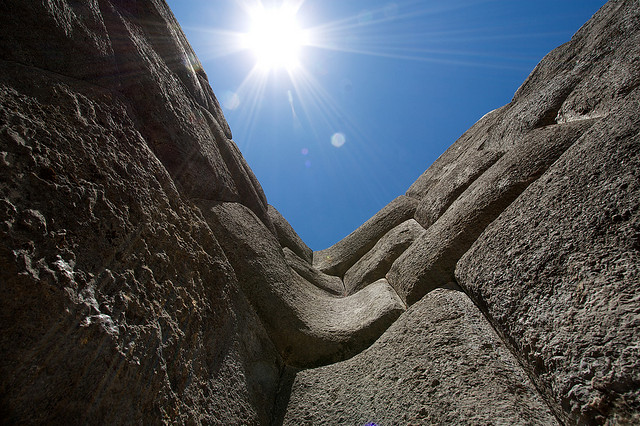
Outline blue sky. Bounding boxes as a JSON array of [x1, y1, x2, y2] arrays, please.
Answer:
[[166, 0, 606, 250]]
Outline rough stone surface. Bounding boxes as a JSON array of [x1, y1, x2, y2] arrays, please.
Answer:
[[313, 195, 417, 277], [456, 89, 640, 425], [283, 247, 344, 296], [199, 201, 405, 368], [388, 119, 593, 305], [407, 0, 639, 233], [280, 289, 558, 425], [269, 205, 313, 264], [2, 0, 640, 424], [0, 61, 281, 425], [455, 3, 640, 424], [0, 0, 273, 229], [408, 140, 503, 229], [343, 219, 424, 295]]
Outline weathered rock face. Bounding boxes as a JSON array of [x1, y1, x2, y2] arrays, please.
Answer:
[[388, 119, 593, 304], [0, 1, 406, 422], [289, 0, 639, 424], [313, 195, 418, 277], [1, 0, 639, 424], [343, 219, 424, 295], [398, 0, 639, 423], [0, 0, 269, 224], [197, 201, 404, 368], [456, 85, 640, 425], [279, 289, 558, 425], [0, 60, 281, 424]]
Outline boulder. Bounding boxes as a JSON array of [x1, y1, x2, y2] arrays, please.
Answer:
[[453, 2, 640, 423], [0, 61, 280, 424], [0, 1, 279, 423], [456, 87, 640, 425]]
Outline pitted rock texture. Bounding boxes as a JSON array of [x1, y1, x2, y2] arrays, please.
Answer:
[[456, 88, 640, 425], [0, 61, 280, 424], [1, 0, 639, 424], [198, 201, 405, 368], [280, 289, 558, 425]]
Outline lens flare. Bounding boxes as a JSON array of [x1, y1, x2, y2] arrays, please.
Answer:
[[221, 90, 240, 110], [331, 132, 346, 147]]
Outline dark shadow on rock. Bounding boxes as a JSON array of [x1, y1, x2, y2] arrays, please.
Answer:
[[271, 365, 300, 426]]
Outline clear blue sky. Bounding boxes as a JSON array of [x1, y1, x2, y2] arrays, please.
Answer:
[[166, 0, 606, 250]]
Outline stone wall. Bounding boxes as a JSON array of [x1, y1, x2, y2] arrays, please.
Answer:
[[1, 0, 638, 424]]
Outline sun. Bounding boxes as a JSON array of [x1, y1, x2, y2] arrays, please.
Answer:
[[244, 5, 308, 71]]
